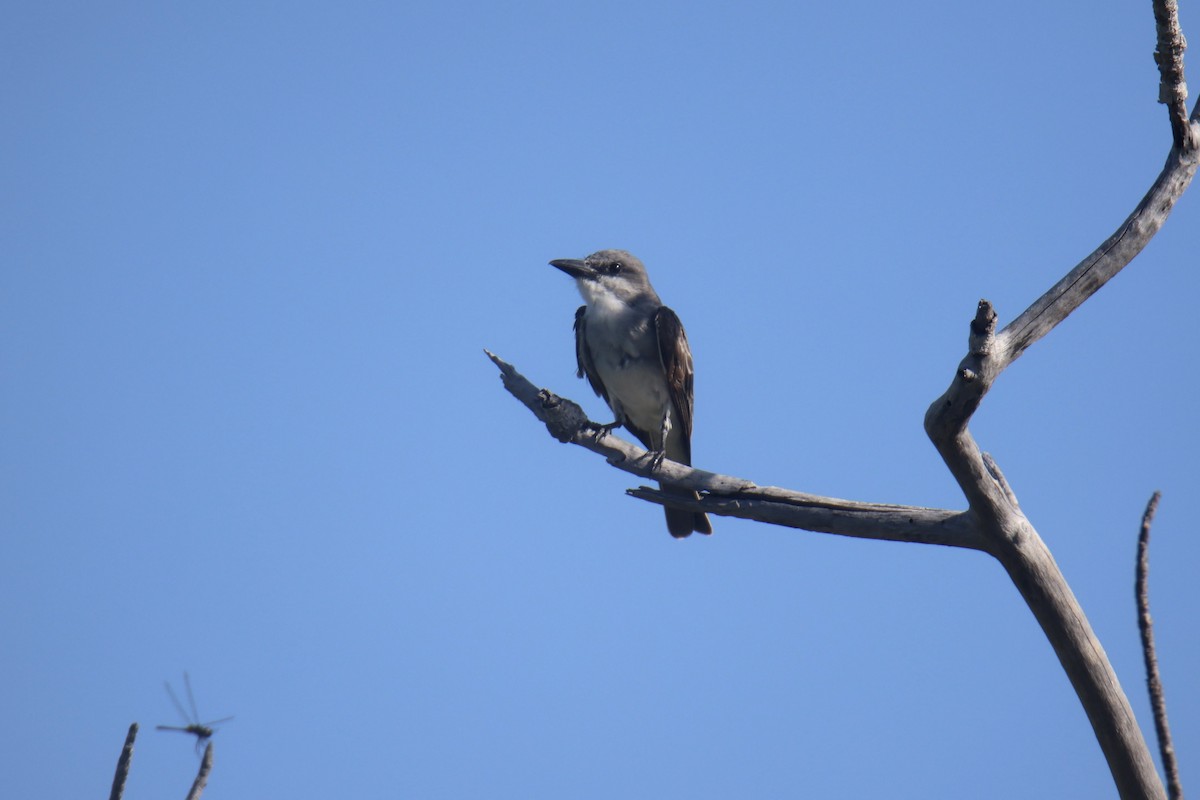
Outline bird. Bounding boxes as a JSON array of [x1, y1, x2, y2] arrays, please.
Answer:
[[550, 249, 711, 538]]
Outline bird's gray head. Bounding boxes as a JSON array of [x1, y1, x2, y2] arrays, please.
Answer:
[[549, 249, 659, 307]]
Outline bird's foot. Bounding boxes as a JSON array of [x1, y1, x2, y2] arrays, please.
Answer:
[[592, 420, 622, 441], [647, 448, 666, 476]]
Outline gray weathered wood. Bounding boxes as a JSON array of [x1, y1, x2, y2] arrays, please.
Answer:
[[488, 350, 981, 549], [108, 723, 138, 800], [1137, 492, 1185, 800], [628, 486, 980, 549], [916, 11, 1198, 789], [184, 742, 213, 800], [491, 1, 1198, 797]]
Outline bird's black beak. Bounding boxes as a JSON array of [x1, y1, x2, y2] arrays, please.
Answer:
[[549, 258, 593, 280]]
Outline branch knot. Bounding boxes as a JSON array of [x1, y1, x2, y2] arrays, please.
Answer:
[[537, 389, 589, 443], [969, 300, 998, 356]]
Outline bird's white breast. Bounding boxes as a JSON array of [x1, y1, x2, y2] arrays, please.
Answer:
[[583, 300, 673, 444]]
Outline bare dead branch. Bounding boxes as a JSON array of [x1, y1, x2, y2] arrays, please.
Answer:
[[998, 143, 1199, 369], [914, 7, 1199, 796], [921, 132, 1199, 539], [924, 304, 1015, 521], [627, 486, 979, 548], [917, 298, 1170, 800], [185, 742, 213, 800], [493, 344, 1169, 798], [487, 350, 983, 549], [997, 0, 1200, 367], [925, 51, 1198, 445], [499, 3, 1194, 798], [486, 349, 753, 493], [1153, 0, 1197, 147], [989, 522, 1165, 800], [1137, 492, 1184, 800], [108, 723, 138, 800]]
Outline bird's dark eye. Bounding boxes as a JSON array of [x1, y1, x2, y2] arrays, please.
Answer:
[[608, 261, 622, 273]]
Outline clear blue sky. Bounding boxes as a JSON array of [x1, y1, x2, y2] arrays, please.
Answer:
[[3, 2, 1197, 797]]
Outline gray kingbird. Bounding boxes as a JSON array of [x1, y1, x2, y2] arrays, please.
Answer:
[[550, 249, 712, 538]]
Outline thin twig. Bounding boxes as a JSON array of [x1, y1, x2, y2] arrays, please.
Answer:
[[108, 723, 138, 800], [184, 742, 213, 800], [1137, 491, 1184, 800]]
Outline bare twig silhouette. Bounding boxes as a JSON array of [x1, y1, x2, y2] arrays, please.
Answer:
[[1137, 492, 1184, 800], [107, 723, 138, 800]]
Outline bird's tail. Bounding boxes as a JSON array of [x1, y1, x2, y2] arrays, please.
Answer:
[[661, 483, 712, 538]]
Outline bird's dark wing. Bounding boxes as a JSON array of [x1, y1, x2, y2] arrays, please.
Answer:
[[573, 306, 608, 403], [654, 306, 694, 453]]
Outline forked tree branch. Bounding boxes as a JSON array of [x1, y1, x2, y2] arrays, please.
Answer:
[[1137, 492, 1185, 800], [493, 3, 1195, 799], [913, 6, 1197, 792]]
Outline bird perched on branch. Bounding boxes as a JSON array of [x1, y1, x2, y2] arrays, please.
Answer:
[[550, 249, 711, 538]]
